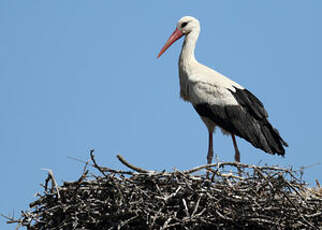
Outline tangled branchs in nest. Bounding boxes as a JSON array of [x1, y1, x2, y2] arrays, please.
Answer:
[[4, 151, 321, 230]]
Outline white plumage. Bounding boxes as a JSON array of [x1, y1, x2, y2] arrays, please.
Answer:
[[158, 16, 287, 163]]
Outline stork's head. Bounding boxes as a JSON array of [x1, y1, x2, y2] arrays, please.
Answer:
[[157, 16, 200, 58], [176, 16, 200, 35]]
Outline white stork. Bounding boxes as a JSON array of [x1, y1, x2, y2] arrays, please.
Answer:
[[157, 16, 288, 163]]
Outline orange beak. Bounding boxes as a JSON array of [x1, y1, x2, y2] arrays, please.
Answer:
[[157, 28, 184, 58]]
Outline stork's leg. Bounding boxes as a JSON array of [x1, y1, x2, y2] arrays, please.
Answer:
[[231, 134, 240, 162], [207, 131, 214, 164]]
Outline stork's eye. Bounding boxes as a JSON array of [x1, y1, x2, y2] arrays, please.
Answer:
[[181, 22, 188, 28]]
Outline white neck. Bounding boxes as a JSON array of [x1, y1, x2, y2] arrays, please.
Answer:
[[179, 30, 199, 66]]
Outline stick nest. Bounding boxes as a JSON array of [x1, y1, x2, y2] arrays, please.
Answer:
[[5, 151, 322, 230]]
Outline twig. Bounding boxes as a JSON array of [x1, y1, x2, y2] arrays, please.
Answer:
[[69, 154, 135, 175], [161, 217, 172, 230], [1, 213, 22, 224], [90, 149, 107, 176], [41, 168, 60, 199], [117, 215, 139, 229], [116, 154, 150, 173], [191, 196, 201, 217], [182, 199, 190, 218]]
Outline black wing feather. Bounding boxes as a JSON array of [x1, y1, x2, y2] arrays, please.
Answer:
[[194, 87, 288, 156], [229, 87, 268, 119]]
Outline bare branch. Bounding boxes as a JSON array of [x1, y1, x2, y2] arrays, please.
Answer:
[[41, 168, 60, 199], [116, 154, 150, 173]]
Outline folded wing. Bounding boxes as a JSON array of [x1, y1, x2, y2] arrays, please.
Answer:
[[192, 82, 288, 155]]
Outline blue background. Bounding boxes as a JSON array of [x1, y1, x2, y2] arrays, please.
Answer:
[[1, 1, 321, 229]]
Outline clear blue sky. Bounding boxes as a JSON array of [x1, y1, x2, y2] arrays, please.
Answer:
[[1, 1, 321, 229]]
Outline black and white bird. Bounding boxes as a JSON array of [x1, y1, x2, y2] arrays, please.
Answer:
[[157, 16, 288, 163]]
